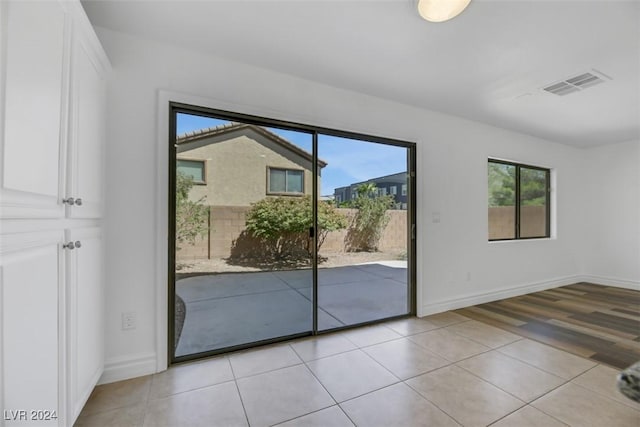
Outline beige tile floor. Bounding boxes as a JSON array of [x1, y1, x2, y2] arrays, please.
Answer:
[[75, 312, 640, 427]]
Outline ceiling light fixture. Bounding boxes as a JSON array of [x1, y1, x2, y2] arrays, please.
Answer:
[[417, 0, 472, 23]]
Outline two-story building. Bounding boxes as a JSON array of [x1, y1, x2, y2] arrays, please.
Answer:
[[334, 172, 408, 209], [176, 122, 326, 205]]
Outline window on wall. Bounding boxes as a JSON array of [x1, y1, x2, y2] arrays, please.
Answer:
[[488, 159, 550, 241], [268, 167, 304, 194], [177, 159, 205, 184], [401, 184, 407, 196]]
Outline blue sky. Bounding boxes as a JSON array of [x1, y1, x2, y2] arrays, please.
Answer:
[[177, 113, 407, 195]]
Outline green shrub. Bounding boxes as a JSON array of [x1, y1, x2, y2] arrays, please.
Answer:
[[245, 196, 347, 258], [175, 172, 209, 250], [349, 187, 394, 251]]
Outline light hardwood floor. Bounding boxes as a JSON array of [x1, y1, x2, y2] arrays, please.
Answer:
[[456, 282, 640, 369]]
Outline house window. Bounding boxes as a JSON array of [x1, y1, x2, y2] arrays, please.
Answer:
[[378, 187, 387, 196], [390, 186, 397, 195], [401, 184, 407, 196], [268, 167, 304, 194], [488, 159, 550, 241], [177, 159, 205, 184]]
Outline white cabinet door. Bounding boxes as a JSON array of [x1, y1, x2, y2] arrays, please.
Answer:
[[66, 32, 107, 219], [66, 227, 104, 422], [0, 1, 69, 219], [0, 231, 65, 426]]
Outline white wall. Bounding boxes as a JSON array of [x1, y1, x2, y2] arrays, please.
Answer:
[[96, 28, 599, 383], [582, 140, 640, 286]]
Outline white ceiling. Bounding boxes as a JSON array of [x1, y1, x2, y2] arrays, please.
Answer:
[[81, 0, 640, 147]]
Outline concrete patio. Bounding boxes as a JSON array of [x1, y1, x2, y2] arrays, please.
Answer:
[[175, 262, 408, 357]]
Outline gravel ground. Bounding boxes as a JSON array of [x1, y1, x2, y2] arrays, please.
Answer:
[[176, 250, 406, 274]]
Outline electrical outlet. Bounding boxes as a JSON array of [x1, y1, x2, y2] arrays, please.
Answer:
[[122, 312, 136, 330]]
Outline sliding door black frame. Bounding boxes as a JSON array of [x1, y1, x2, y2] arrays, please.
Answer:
[[168, 102, 417, 364]]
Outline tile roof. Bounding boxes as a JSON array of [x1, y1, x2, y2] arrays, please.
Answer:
[[177, 122, 327, 168]]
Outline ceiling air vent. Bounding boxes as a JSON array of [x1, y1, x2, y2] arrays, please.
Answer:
[[543, 71, 608, 96]]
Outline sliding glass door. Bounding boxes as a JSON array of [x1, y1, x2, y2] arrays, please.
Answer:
[[169, 104, 415, 362], [317, 134, 412, 330]]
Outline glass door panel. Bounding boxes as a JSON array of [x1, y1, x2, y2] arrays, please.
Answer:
[[316, 134, 411, 330], [172, 112, 314, 359], [519, 167, 549, 238]]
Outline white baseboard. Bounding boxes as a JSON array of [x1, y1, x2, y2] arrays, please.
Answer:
[[420, 275, 581, 316], [98, 352, 157, 385], [579, 275, 640, 291]]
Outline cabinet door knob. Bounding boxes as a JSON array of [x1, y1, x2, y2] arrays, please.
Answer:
[[62, 241, 81, 250], [62, 197, 75, 205], [74, 198, 83, 206]]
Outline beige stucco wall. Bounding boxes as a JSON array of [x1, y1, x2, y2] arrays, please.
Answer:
[[177, 206, 407, 261], [488, 206, 546, 240], [177, 130, 319, 206]]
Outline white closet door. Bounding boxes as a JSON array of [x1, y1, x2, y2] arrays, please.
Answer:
[[0, 1, 69, 219], [66, 227, 104, 420], [0, 231, 64, 426], [67, 34, 106, 219]]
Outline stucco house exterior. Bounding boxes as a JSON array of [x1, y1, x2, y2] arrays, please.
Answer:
[[176, 123, 326, 206]]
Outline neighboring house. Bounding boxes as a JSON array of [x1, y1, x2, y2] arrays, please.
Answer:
[[176, 123, 326, 206], [334, 172, 408, 209]]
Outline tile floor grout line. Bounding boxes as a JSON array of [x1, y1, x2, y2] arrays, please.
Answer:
[[287, 331, 364, 362], [492, 347, 596, 381], [340, 325, 403, 348], [231, 361, 306, 381], [454, 358, 567, 405], [329, 379, 405, 405], [268, 404, 352, 427], [358, 335, 410, 351], [84, 377, 155, 418], [395, 359, 457, 383], [231, 378, 251, 427], [226, 352, 253, 427], [226, 345, 309, 380], [400, 376, 470, 425], [484, 404, 544, 427], [357, 344, 406, 382], [335, 404, 359, 427], [527, 378, 574, 407], [463, 346, 569, 383], [297, 361, 340, 408], [442, 324, 523, 350], [139, 376, 154, 427], [568, 368, 640, 412], [146, 378, 238, 402], [408, 336, 497, 365], [292, 345, 357, 363], [527, 389, 580, 427]]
